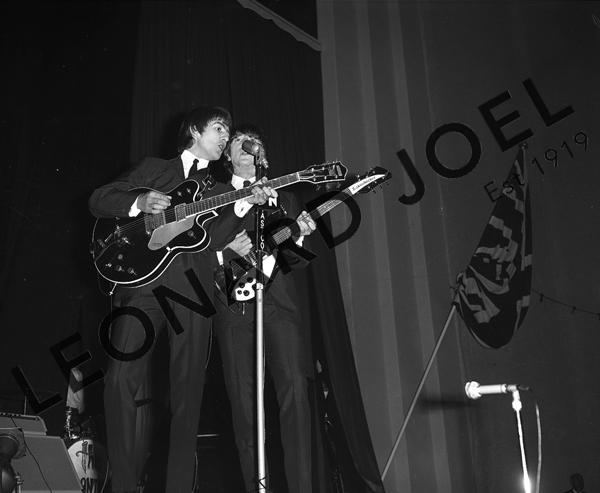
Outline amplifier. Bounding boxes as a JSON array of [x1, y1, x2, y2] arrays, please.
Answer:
[[12, 435, 81, 493], [0, 413, 81, 492], [0, 412, 47, 435]]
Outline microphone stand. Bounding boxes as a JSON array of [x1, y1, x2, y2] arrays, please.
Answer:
[[253, 155, 267, 493], [511, 390, 531, 493]]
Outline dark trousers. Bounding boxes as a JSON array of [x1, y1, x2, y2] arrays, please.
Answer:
[[214, 303, 311, 493], [104, 281, 211, 493]]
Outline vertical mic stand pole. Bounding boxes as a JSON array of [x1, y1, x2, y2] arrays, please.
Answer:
[[512, 390, 531, 493], [253, 155, 267, 493]]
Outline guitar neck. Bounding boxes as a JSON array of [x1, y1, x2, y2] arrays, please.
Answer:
[[185, 172, 301, 218], [269, 186, 355, 246]]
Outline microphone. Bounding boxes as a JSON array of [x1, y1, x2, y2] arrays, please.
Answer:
[[241, 139, 269, 168], [242, 139, 261, 156], [465, 381, 530, 400]]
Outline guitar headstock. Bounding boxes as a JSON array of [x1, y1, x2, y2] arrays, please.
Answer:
[[346, 166, 392, 195], [298, 161, 347, 184]]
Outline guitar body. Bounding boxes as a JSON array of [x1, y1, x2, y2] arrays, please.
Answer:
[[91, 180, 217, 288], [227, 254, 278, 302]]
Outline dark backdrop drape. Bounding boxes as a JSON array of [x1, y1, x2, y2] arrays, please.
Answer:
[[1, 1, 383, 491], [1, 0, 140, 434]]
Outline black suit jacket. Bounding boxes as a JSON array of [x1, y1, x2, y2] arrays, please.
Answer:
[[89, 156, 243, 295]]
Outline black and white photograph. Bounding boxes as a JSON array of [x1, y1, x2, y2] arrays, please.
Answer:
[[1, 1, 599, 492]]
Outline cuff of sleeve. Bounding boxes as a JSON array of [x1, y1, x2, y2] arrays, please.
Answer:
[[216, 251, 224, 266], [129, 195, 142, 217], [234, 199, 253, 217]]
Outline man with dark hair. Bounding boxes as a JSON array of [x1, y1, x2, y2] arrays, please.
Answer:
[[212, 124, 316, 493], [176, 106, 230, 154], [89, 107, 277, 493]]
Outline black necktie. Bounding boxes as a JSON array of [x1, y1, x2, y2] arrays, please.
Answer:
[[243, 180, 252, 188], [187, 159, 199, 179]]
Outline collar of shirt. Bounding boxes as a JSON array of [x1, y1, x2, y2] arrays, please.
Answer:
[[181, 149, 209, 178], [231, 174, 256, 190]]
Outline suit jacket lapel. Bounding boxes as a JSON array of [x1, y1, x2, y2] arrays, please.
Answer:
[[174, 156, 186, 180]]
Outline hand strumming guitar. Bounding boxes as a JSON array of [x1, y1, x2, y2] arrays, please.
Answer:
[[226, 230, 253, 257], [137, 191, 172, 214]]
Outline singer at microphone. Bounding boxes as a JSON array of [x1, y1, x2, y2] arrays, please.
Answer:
[[465, 381, 530, 399], [213, 123, 316, 493]]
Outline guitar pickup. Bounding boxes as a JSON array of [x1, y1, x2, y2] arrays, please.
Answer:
[[230, 257, 254, 273], [144, 213, 166, 234], [174, 203, 187, 221]]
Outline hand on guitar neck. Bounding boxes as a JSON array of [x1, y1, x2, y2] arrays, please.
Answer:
[[296, 210, 317, 236], [244, 177, 278, 205]]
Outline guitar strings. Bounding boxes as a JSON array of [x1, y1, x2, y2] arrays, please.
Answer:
[[109, 186, 257, 236], [109, 173, 302, 236]]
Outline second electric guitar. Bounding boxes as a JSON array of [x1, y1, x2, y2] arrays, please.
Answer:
[[218, 166, 392, 302]]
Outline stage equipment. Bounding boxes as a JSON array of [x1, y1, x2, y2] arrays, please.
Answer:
[[465, 381, 530, 399], [464, 383, 532, 493], [67, 438, 110, 493], [0, 428, 25, 493], [0, 412, 80, 493], [0, 415, 45, 437], [253, 151, 268, 493], [242, 139, 268, 168]]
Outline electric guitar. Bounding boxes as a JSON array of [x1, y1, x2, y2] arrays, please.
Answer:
[[90, 162, 347, 287], [218, 166, 392, 303]]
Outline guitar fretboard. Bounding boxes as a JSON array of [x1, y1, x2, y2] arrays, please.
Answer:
[[185, 173, 301, 217], [270, 186, 354, 245]]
